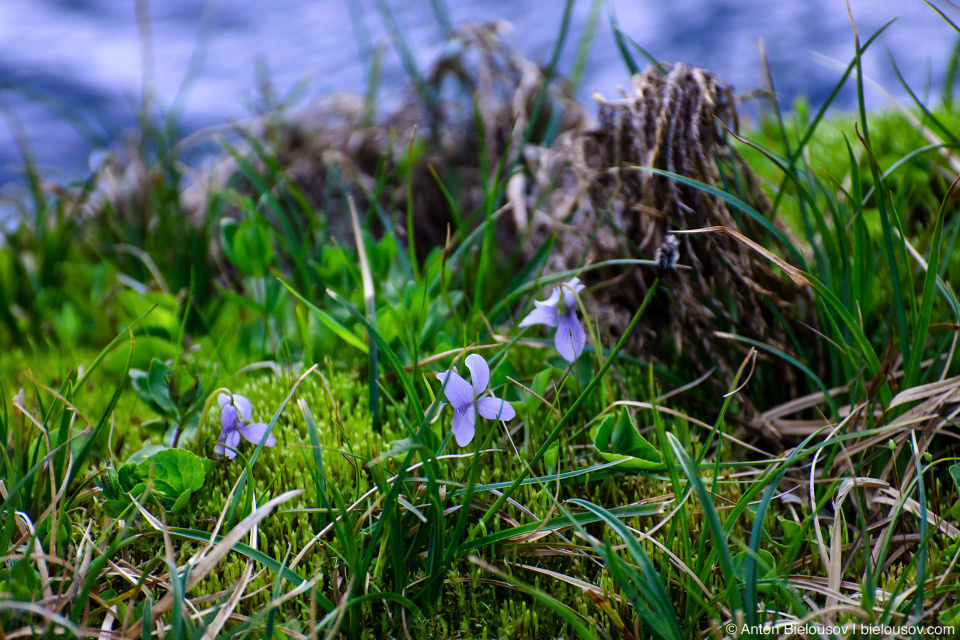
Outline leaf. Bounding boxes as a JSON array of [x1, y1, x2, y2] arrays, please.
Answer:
[[942, 603, 960, 627], [164, 413, 199, 447], [108, 336, 178, 373], [137, 449, 211, 512], [118, 462, 140, 493], [146, 360, 178, 415], [949, 463, 960, 491], [219, 218, 239, 266], [169, 362, 205, 417], [777, 516, 801, 542], [949, 501, 960, 523], [230, 218, 274, 278], [170, 491, 195, 513], [279, 278, 368, 354], [130, 359, 178, 418], [733, 549, 777, 594], [532, 369, 552, 397], [379, 437, 420, 462], [116, 290, 180, 339], [543, 441, 560, 474], [126, 444, 167, 464], [525, 369, 553, 414], [102, 466, 120, 496], [592, 409, 662, 470], [102, 482, 147, 518]]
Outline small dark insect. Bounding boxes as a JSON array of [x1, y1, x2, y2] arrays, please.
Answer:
[[654, 233, 681, 277]]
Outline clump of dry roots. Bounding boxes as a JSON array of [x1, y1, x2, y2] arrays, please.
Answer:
[[515, 63, 817, 414], [186, 21, 590, 252]]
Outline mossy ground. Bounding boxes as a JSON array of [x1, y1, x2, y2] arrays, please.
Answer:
[[56, 354, 692, 637]]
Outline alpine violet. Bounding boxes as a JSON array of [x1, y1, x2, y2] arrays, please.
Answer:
[[436, 354, 516, 446], [518, 277, 586, 362], [215, 393, 276, 459]]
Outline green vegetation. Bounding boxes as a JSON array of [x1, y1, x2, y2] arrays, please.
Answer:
[[4, 3, 960, 638]]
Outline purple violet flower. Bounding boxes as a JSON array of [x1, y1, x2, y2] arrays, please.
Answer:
[[215, 393, 276, 459], [436, 354, 516, 446], [518, 277, 586, 362]]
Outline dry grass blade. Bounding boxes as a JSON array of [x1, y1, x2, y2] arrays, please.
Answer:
[[128, 493, 164, 531], [827, 479, 889, 618], [398, 343, 501, 372], [633, 530, 724, 612], [887, 373, 960, 409], [507, 376, 562, 419], [873, 487, 960, 540], [656, 367, 715, 402], [201, 493, 260, 640], [723, 347, 757, 397], [514, 563, 620, 603], [23, 373, 93, 427], [99, 606, 118, 640], [13, 512, 54, 602], [286, 448, 499, 579], [194, 473, 243, 566], [129, 489, 303, 633], [0, 600, 82, 637], [321, 576, 355, 640], [758, 383, 851, 436], [347, 195, 374, 312], [782, 604, 870, 631], [810, 420, 850, 569], [672, 226, 811, 287]]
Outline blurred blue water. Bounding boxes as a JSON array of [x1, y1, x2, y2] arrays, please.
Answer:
[[0, 0, 956, 194]]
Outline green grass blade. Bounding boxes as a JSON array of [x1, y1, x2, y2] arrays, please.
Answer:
[[462, 502, 661, 552], [608, 6, 639, 75], [905, 176, 955, 386], [326, 288, 423, 417], [278, 277, 368, 354], [569, 0, 604, 90], [469, 556, 601, 640], [636, 167, 806, 267], [666, 432, 743, 619], [568, 499, 683, 639]]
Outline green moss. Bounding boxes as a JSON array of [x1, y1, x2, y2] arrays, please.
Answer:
[[47, 356, 721, 635]]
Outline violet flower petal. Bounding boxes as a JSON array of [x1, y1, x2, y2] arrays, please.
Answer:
[[555, 311, 586, 362], [436, 370, 474, 410], [465, 354, 490, 397], [221, 404, 240, 432], [519, 287, 561, 328], [476, 397, 515, 422], [451, 405, 477, 446], [239, 422, 276, 447], [561, 277, 584, 310], [233, 394, 254, 423], [217, 393, 231, 410], [519, 304, 559, 328], [542, 287, 562, 307], [215, 430, 242, 459]]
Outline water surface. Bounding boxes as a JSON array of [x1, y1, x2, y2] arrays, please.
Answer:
[[0, 0, 954, 191]]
